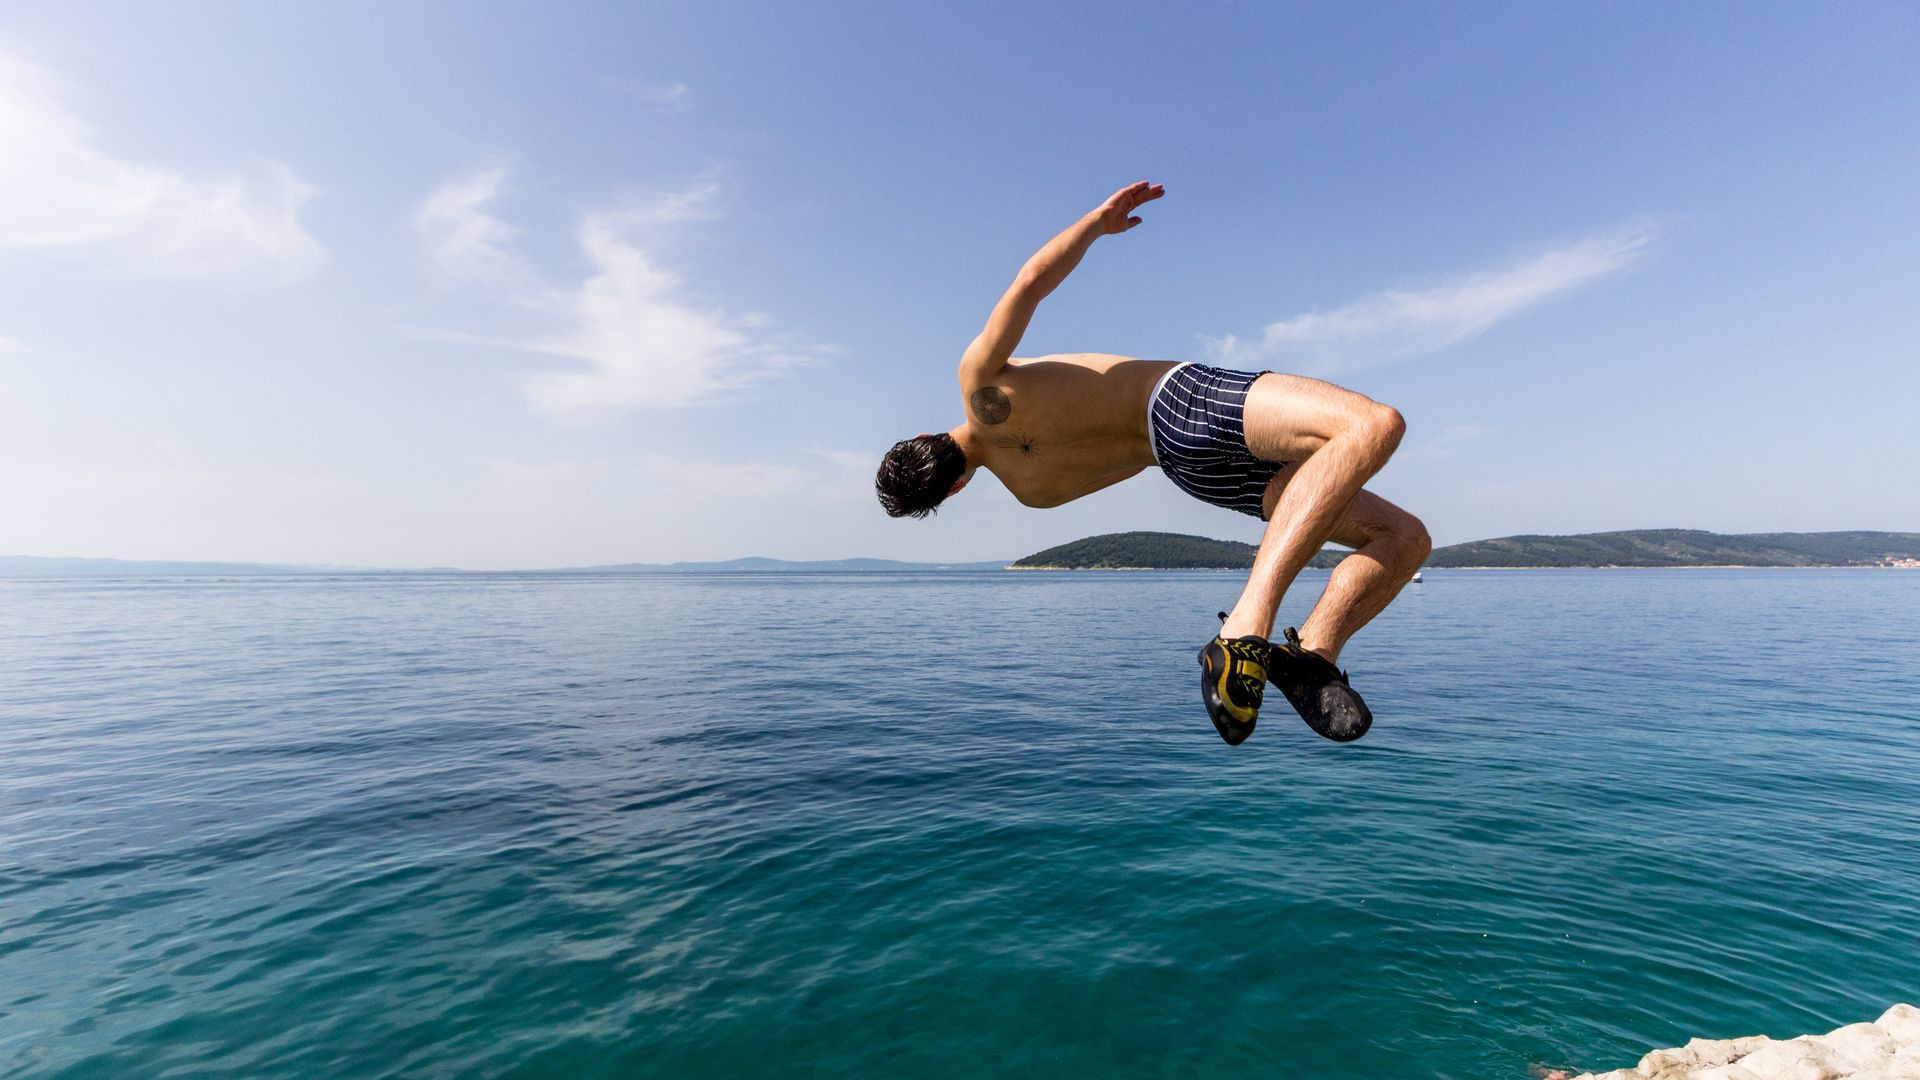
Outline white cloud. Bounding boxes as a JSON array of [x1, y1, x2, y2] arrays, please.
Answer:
[[638, 82, 690, 109], [414, 168, 818, 410], [597, 77, 692, 111], [1402, 423, 1492, 461], [0, 53, 323, 283], [486, 449, 873, 505], [475, 450, 876, 559], [1206, 221, 1658, 373], [412, 167, 532, 292]]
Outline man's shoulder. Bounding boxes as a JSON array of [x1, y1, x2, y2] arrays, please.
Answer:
[[1003, 352, 1149, 374], [1019, 351, 1143, 363]]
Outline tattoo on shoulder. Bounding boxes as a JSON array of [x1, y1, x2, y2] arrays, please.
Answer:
[[969, 386, 1011, 426]]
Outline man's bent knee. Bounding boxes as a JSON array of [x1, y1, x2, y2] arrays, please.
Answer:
[[1404, 515, 1432, 566], [1377, 511, 1430, 575], [1364, 404, 1406, 454]]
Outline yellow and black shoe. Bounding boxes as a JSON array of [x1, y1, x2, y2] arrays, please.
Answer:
[[1198, 615, 1270, 746], [1268, 626, 1372, 742]]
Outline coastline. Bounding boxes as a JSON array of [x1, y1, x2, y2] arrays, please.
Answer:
[[1562, 1003, 1919, 1080], [1005, 564, 1917, 571], [1005, 564, 1258, 571], [1436, 563, 1918, 570]]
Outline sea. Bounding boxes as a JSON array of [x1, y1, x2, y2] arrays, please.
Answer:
[[2, 569, 1916, 1079]]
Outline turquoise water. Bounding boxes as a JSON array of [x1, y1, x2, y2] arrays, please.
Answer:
[[2, 570, 1916, 1078]]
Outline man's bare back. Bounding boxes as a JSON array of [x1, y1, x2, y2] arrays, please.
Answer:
[[876, 181, 1428, 747], [960, 353, 1176, 508]]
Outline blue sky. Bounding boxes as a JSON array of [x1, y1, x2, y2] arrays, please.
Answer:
[[1, 2, 1915, 568]]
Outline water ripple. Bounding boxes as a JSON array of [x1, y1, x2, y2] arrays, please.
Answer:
[[1, 570, 1916, 1078]]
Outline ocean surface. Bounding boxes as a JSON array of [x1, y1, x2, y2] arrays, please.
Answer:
[[2, 569, 1916, 1078]]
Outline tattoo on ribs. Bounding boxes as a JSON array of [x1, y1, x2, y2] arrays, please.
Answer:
[[969, 386, 1012, 425], [995, 433, 1038, 458]]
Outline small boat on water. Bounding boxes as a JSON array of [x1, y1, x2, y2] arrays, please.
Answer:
[[1411, 570, 1424, 583]]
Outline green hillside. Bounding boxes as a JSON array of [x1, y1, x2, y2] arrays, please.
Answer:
[[1013, 529, 1920, 569], [1011, 531, 1345, 569], [1424, 529, 1920, 568]]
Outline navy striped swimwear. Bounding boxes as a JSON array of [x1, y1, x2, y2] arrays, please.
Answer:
[[1148, 362, 1282, 519]]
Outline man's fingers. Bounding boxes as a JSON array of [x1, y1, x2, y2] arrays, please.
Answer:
[[1115, 182, 1165, 213], [1102, 181, 1162, 228]]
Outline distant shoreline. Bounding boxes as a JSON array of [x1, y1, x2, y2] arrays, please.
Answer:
[[1437, 563, 1917, 570], [5, 564, 1917, 580], [1011, 529, 1920, 572], [1008, 563, 1916, 571]]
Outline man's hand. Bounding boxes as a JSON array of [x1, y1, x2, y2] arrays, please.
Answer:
[[1093, 180, 1165, 235]]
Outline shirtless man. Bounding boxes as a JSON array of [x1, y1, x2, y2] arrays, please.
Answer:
[[875, 181, 1430, 745]]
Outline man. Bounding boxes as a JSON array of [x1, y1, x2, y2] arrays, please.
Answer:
[[875, 181, 1430, 746]]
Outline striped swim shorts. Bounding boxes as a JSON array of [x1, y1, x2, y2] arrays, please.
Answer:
[[1148, 362, 1282, 519]]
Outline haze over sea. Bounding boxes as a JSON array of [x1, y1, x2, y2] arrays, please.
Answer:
[[3, 569, 1916, 1079]]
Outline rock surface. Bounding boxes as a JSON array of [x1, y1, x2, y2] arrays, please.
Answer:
[[1567, 1006, 1920, 1080]]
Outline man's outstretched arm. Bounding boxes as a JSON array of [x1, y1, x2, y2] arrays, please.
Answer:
[[960, 180, 1165, 384]]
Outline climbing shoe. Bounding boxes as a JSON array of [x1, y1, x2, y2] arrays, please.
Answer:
[[1268, 627, 1372, 742], [1198, 615, 1270, 746]]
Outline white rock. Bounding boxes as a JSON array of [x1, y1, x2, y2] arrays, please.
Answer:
[[1878, 1005, 1920, 1045], [1823, 1023, 1898, 1071], [1680, 1037, 1765, 1068], [1641, 1044, 1707, 1074], [1843, 1059, 1920, 1080], [1693, 1065, 1765, 1080], [1734, 1037, 1845, 1080], [1572, 1007, 1918, 1080]]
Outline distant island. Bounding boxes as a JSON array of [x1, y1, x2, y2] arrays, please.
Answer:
[[568, 557, 1008, 574], [0, 554, 1010, 577], [1426, 529, 1920, 568], [11, 529, 1920, 578], [1011, 531, 1342, 570], [1012, 529, 1920, 570]]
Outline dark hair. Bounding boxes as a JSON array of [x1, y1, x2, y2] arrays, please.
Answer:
[[876, 433, 967, 518]]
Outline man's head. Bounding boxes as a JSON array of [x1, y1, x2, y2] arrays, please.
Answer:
[[876, 432, 970, 518]]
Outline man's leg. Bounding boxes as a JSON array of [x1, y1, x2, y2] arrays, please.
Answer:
[[1288, 485, 1431, 662], [1218, 374, 1407, 642]]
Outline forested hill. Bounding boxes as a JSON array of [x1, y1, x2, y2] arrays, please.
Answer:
[[1011, 532, 1344, 569], [1012, 530, 1920, 569], [1424, 529, 1920, 567]]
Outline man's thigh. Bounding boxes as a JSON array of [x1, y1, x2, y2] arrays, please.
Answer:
[[1241, 372, 1391, 463], [1260, 463, 1420, 548]]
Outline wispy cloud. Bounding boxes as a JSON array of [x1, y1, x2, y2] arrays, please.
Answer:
[[0, 52, 323, 283], [485, 449, 874, 496], [1401, 423, 1492, 461], [636, 82, 690, 109], [1205, 221, 1658, 373], [413, 166, 532, 292], [413, 168, 817, 410], [597, 77, 692, 111]]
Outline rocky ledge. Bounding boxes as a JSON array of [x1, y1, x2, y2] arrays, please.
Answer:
[[1560, 1004, 1920, 1080]]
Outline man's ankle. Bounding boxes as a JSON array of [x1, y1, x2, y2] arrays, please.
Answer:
[[1218, 611, 1272, 641], [1296, 632, 1340, 664]]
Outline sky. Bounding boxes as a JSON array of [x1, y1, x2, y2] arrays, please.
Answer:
[[1, 1, 1916, 568]]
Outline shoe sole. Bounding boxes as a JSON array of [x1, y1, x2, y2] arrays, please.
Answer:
[[1198, 643, 1259, 746]]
